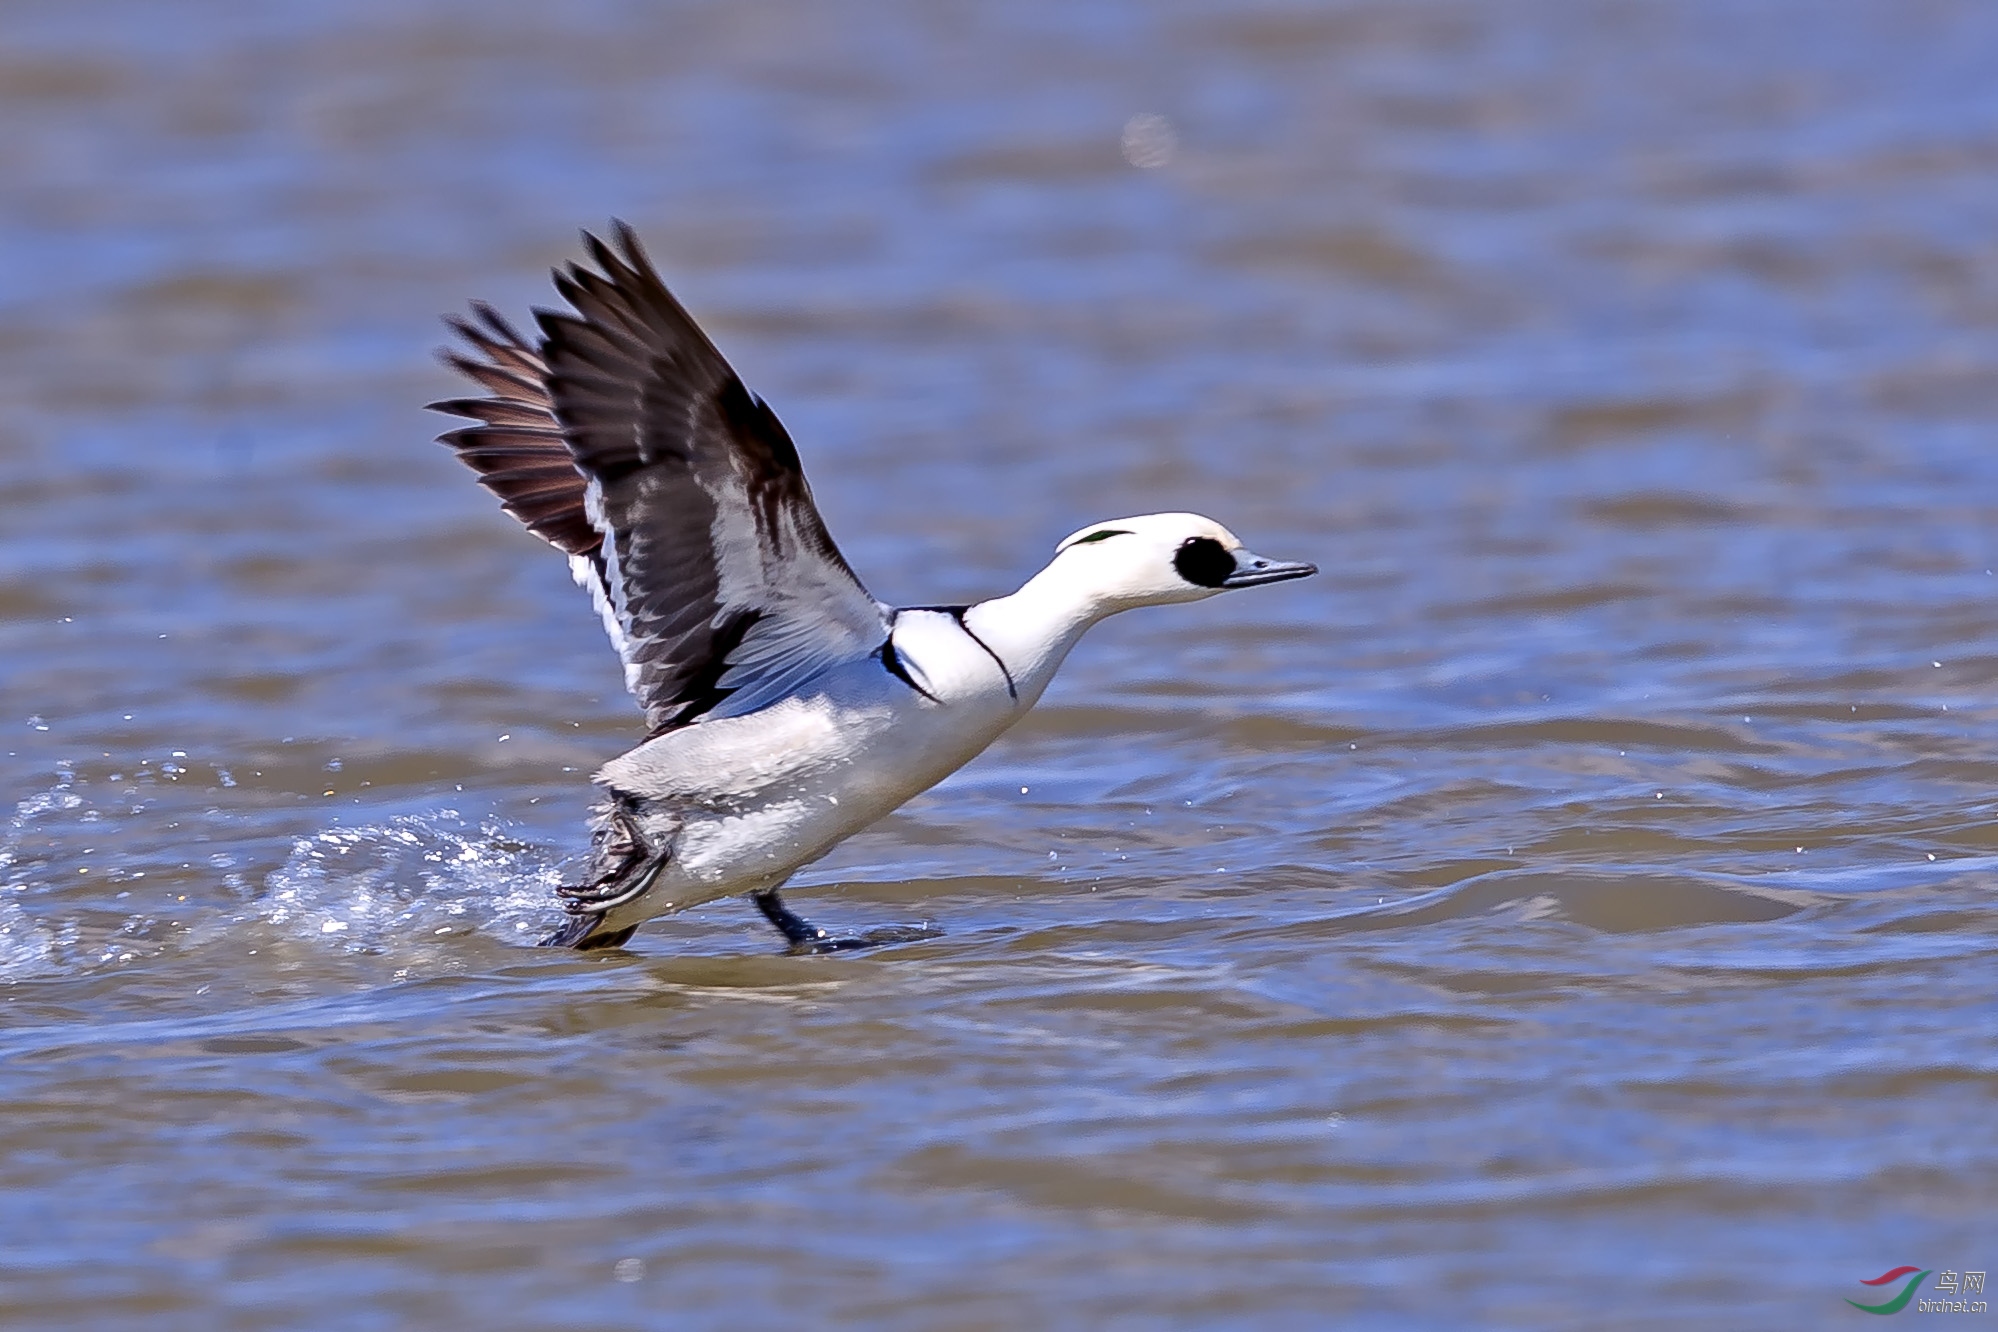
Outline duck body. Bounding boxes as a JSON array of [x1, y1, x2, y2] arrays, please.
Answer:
[[581, 606, 1039, 936], [562, 587, 1105, 944], [430, 223, 1314, 951]]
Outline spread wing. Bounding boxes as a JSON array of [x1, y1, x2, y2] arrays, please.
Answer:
[[429, 222, 889, 734]]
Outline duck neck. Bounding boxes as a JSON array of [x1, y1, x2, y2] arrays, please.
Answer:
[[960, 562, 1111, 708]]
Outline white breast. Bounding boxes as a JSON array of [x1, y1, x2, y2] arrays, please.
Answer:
[[594, 615, 1027, 899]]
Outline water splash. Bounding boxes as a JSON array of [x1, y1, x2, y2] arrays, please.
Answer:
[[2, 770, 578, 975], [256, 811, 571, 951], [0, 773, 86, 977], [0, 897, 63, 975]]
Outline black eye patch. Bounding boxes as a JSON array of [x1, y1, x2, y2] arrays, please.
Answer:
[[1074, 529, 1131, 544], [1173, 536, 1235, 588]]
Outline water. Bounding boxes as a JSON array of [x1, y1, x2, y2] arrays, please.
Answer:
[[4, 0, 1997, 1325]]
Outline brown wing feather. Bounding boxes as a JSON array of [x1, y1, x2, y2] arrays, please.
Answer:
[[428, 303, 600, 562]]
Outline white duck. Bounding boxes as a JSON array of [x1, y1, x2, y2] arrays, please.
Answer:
[[431, 224, 1315, 950]]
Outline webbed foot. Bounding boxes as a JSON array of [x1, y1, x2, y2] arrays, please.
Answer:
[[541, 834, 669, 949], [556, 879, 641, 909], [556, 847, 668, 914], [539, 912, 637, 950]]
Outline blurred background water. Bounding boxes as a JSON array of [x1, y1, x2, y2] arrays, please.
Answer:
[[4, 0, 1997, 1326]]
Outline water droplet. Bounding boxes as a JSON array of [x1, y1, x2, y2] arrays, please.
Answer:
[[1121, 112, 1177, 168]]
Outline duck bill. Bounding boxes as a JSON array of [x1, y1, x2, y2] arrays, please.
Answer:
[[1222, 551, 1317, 588]]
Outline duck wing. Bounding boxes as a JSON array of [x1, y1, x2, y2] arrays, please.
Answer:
[[430, 223, 889, 735]]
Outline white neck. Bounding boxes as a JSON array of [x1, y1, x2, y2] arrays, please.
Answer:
[[960, 562, 1116, 708]]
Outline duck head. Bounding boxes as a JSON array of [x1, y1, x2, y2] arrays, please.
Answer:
[[1051, 512, 1316, 615]]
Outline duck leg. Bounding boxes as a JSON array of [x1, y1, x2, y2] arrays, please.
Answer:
[[557, 795, 684, 914], [750, 888, 942, 955], [541, 801, 665, 949], [751, 888, 834, 948]]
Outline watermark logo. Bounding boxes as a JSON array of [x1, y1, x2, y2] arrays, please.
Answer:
[[1847, 1267, 1987, 1316], [1848, 1268, 1929, 1315]]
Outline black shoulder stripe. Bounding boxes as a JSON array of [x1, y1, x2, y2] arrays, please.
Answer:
[[878, 636, 939, 703], [950, 609, 1017, 701]]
